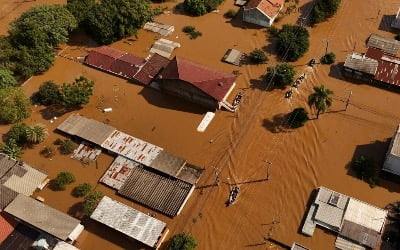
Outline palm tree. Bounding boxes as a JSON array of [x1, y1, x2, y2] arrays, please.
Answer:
[[308, 85, 333, 119], [26, 124, 48, 144]]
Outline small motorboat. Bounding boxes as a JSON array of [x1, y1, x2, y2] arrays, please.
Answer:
[[285, 89, 293, 98], [232, 92, 244, 107], [308, 58, 316, 67], [227, 185, 240, 206], [298, 73, 306, 81], [293, 80, 301, 88]]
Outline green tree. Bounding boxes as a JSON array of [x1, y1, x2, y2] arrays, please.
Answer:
[[184, 0, 208, 16], [37, 80, 61, 105], [73, 183, 92, 197], [53, 171, 76, 190], [0, 36, 16, 72], [86, 0, 153, 44], [320, 52, 336, 64], [83, 190, 104, 216], [0, 67, 16, 89], [7, 123, 29, 145], [249, 49, 268, 64], [0, 139, 22, 159], [13, 45, 55, 78], [9, 5, 77, 48], [307, 85, 333, 119], [311, 0, 341, 24], [351, 156, 377, 187], [277, 24, 310, 61], [0, 87, 31, 123], [57, 139, 77, 155], [168, 232, 198, 250], [60, 76, 95, 107], [66, 0, 96, 25], [264, 63, 296, 86], [26, 124, 48, 144], [288, 107, 309, 128], [40, 146, 56, 158]]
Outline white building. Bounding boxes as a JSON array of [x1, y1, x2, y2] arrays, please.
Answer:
[[383, 125, 400, 176], [243, 0, 284, 27]]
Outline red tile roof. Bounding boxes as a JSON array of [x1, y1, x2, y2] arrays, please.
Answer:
[[0, 212, 18, 244], [159, 57, 237, 101], [366, 48, 400, 87], [244, 0, 284, 18], [133, 54, 170, 85], [111, 54, 146, 79]]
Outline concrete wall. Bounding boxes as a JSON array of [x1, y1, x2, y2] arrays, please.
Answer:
[[158, 79, 218, 110], [243, 9, 272, 27]]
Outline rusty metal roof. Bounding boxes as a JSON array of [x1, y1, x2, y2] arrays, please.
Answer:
[[100, 156, 140, 190], [244, 0, 284, 18], [159, 56, 237, 101], [365, 48, 400, 86], [133, 53, 170, 85]]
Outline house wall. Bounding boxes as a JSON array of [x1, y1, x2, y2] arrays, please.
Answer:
[[243, 9, 272, 27], [158, 79, 218, 110], [342, 67, 375, 83]]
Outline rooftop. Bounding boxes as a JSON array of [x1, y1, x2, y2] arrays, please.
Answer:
[[91, 196, 167, 248], [118, 166, 194, 217], [0, 212, 18, 244], [159, 56, 237, 101], [133, 53, 170, 85], [100, 155, 140, 190], [244, 0, 284, 18], [222, 49, 245, 66], [343, 53, 378, 75], [57, 114, 116, 145], [4, 194, 83, 241], [366, 34, 400, 56], [366, 48, 400, 87], [392, 7, 400, 29], [143, 22, 174, 36]]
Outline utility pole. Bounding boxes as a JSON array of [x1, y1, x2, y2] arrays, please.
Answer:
[[324, 39, 329, 55], [345, 90, 352, 111], [266, 161, 272, 180]]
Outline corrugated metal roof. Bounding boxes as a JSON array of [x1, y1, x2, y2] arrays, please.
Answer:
[[176, 163, 204, 185], [144, 22, 174, 36], [3, 163, 47, 196], [110, 54, 145, 79], [85, 46, 126, 72], [335, 235, 366, 250], [0, 212, 18, 244], [0, 154, 17, 178], [244, 0, 284, 18], [100, 156, 140, 190], [150, 39, 180, 58], [101, 130, 163, 167], [118, 166, 194, 217], [222, 49, 244, 66], [150, 151, 186, 177], [159, 56, 237, 101], [340, 220, 381, 248], [57, 114, 116, 145], [72, 142, 102, 162], [0, 185, 18, 210], [4, 194, 82, 241], [367, 34, 400, 56], [343, 53, 378, 75], [133, 53, 170, 85], [91, 196, 166, 248]]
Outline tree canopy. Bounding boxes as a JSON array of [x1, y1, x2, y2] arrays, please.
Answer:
[[66, 0, 95, 25], [288, 107, 309, 128], [0, 67, 16, 89], [37, 80, 61, 105], [0, 87, 31, 124], [307, 85, 333, 118], [264, 63, 296, 86], [168, 232, 198, 250], [312, 0, 341, 24], [276, 24, 310, 62], [13, 45, 55, 78], [0, 139, 22, 159], [83, 191, 104, 216], [85, 0, 153, 44], [183, 0, 223, 16], [249, 49, 268, 64], [53, 171, 76, 190], [351, 156, 377, 188]]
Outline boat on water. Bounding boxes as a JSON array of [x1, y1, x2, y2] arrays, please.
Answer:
[[226, 185, 240, 206]]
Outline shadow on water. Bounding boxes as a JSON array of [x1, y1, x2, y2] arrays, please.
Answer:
[[262, 113, 290, 133], [139, 87, 207, 114], [38, 105, 82, 121], [297, 0, 315, 27], [328, 63, 345, 81]]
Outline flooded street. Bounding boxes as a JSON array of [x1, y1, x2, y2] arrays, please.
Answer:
[[1, 0, 400, 249]]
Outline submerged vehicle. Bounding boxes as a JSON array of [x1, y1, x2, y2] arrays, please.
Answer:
[[227, 185, 240, 206]]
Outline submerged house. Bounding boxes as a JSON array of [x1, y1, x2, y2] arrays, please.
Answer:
[[243, 0, 284, 27], [157, 56, 237, 110], [302, 187, 387, 249], [382, 124, 400, 177]]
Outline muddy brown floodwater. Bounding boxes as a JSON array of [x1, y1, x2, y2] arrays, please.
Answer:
[[1, 0, 400, 249]]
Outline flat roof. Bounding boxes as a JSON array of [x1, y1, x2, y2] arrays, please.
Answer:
[[4, 194, 82, 241], [57, 114, 116, 145], [118, 166, 194, 217], [101, 130, 163, 167], [91, 196, 167, 248], [340, 220, 380, 248]]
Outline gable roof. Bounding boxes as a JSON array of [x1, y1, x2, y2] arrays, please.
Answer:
[[159, 56, 237, 101], [366, 34, 400, 56], [244, 0, 284, 18], [111, 54, 146, 79], [133, 53, 170, 85], [85, 46, 127, 72]]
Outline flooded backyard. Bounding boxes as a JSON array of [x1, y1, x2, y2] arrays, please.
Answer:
[[1, 0, 400, 249]]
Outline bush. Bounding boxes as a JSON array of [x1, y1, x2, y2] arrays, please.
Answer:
[[73, 183, 92, 197], [7, 123, 29, 145], [57, 139, 77, 155], [0, 67, 16, 89], [40, 146, 55, 158], [0, 138, 22, 159], [183, 0, 223, 16], [249, 49, 268, 64], [189, 31, 202, 40], [320, 52, 336, 64], [26, 124, 48, 144], [168, 232, 198, 250], [53, 171, 75, 190], [311, 0, 341, 24], [224, 9, 237, 18], [182, 26, 196, 33], [351, 156, 377, 188], [264, 63, 296, 86], [36, 80, 61, 105], [277, 24, 310, 61], [83, 190, 104, 216], [288, 108, 309, 128]]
